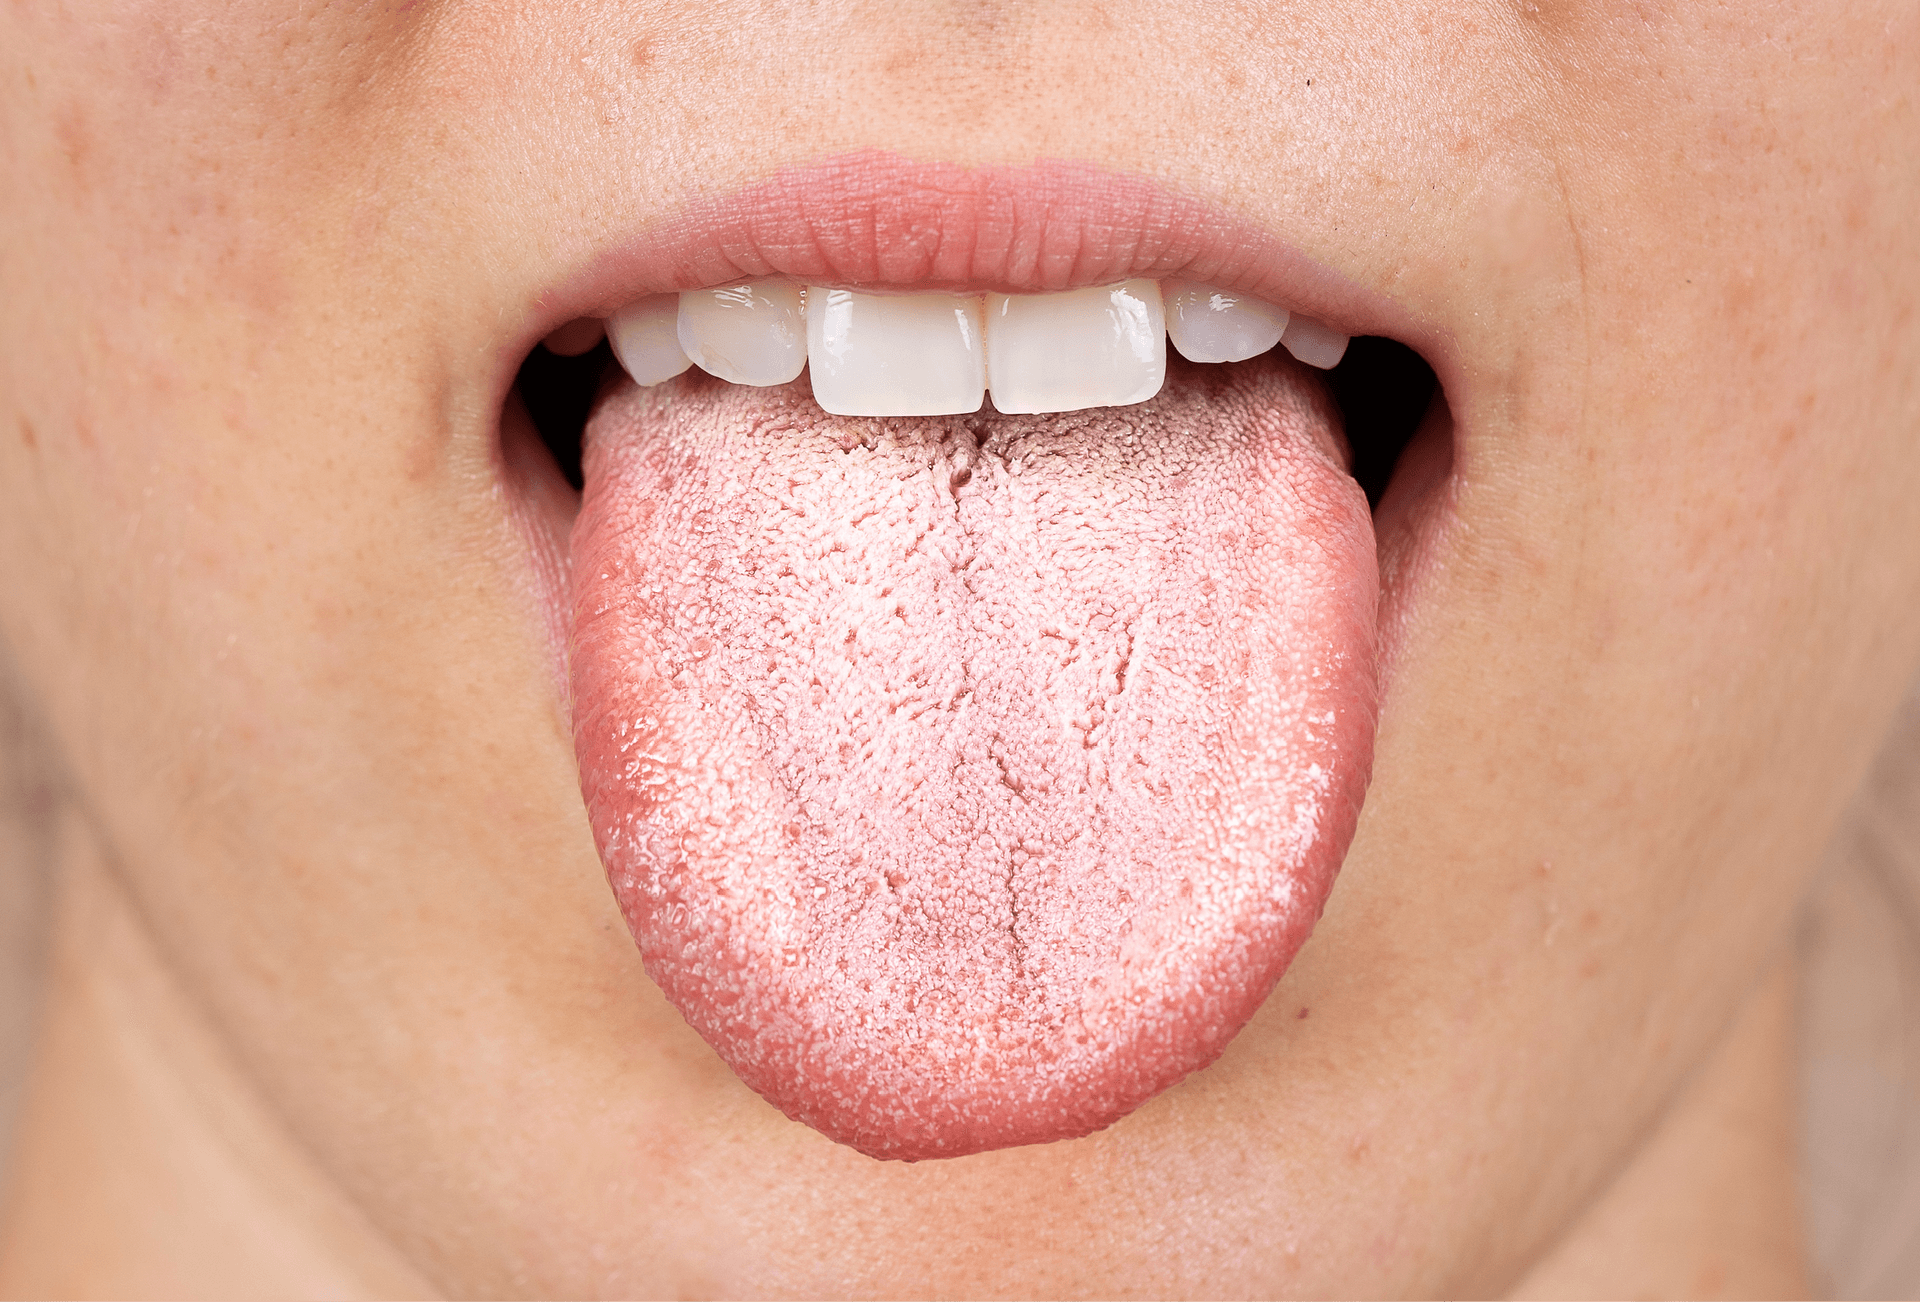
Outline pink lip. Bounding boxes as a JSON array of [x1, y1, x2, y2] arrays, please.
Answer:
[[521, 150, 1441, 354]]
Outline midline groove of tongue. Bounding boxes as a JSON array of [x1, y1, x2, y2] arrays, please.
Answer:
[[569, 357, 1378, 1161]]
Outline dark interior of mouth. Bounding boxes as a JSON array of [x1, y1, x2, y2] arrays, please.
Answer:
[[511, 334, 1437, 508], [515, 336, 611, 491]]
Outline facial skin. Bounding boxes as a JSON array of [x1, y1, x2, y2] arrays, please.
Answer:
[[1, 0, 1917, 1295]]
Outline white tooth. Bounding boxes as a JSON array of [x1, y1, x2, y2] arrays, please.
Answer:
[[1280, 315, 1351, 370], [607, 295, 693, 387], [1163, 280, 1290, 364], [677, 281, 806, 386], [679, 282, 806, 387], [985, 280, 1166, 414], [806, 289, 986, 417]]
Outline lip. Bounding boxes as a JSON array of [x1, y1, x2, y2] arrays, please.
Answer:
[[507, 150, 1454, 381]]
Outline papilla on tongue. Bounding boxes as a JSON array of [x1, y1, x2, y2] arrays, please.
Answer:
[[570, 353, 1377, 1161]]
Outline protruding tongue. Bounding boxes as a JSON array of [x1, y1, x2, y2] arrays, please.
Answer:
[[571, 355, 1376, 1161]]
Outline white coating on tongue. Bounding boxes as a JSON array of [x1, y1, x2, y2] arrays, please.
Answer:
[[571, 357, 1376, 1161]]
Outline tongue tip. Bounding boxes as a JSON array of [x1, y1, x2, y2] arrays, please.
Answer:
[[724, 978, 1304, 1163], [803, 1092, 1138, 1164], [717, 1017, 1237, 1164], [773, 1010, 1253, 1163], [622, 848, 1345, 1164]]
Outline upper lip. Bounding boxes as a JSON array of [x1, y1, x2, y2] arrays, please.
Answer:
[[513, 149, 1453, 384]]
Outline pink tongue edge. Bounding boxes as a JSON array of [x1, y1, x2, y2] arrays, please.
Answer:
[[567, 360, 1379, 1161]]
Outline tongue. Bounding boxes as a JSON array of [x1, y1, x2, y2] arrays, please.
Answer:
[[570, 354, 1376, 1161]]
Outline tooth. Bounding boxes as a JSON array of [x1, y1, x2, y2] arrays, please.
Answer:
[[677, 281, 806, 387], [1280, 315, 1350, 370], [1163, 280, 1290, 364], [985, 280, 1166, 414], [608, 295, 693, 387], [806, 289, 986, 417]]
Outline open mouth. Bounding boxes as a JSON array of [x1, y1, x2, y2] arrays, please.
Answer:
[[499, 153, 1448, 1162], [521, 294, 1435, 510]]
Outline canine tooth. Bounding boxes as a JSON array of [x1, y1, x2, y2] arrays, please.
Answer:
[[1280, 315, 1350, 370], [678, 281, 806, 386], [1163, 281, 1290, 364], [608, 296, 692, 387], [985, 280, 1165, 414], [806, 289, 986, 417]]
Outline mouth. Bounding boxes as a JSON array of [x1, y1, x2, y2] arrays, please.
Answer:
[[499, 152, 1448, 1162]]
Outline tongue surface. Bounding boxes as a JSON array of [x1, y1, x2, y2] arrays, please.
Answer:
[[571, 355, 1376, 1161]]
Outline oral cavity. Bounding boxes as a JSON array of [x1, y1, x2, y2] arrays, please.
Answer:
[[605, 279, 1350, 419]]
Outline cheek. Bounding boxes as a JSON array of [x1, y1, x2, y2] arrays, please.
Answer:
[[7, 2, 454, 412]]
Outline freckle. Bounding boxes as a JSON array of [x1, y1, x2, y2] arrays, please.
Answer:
[[55, 104, 92, 175]]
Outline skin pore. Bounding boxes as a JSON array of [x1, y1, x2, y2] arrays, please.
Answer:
[[1, 1, 1917, 1296]]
